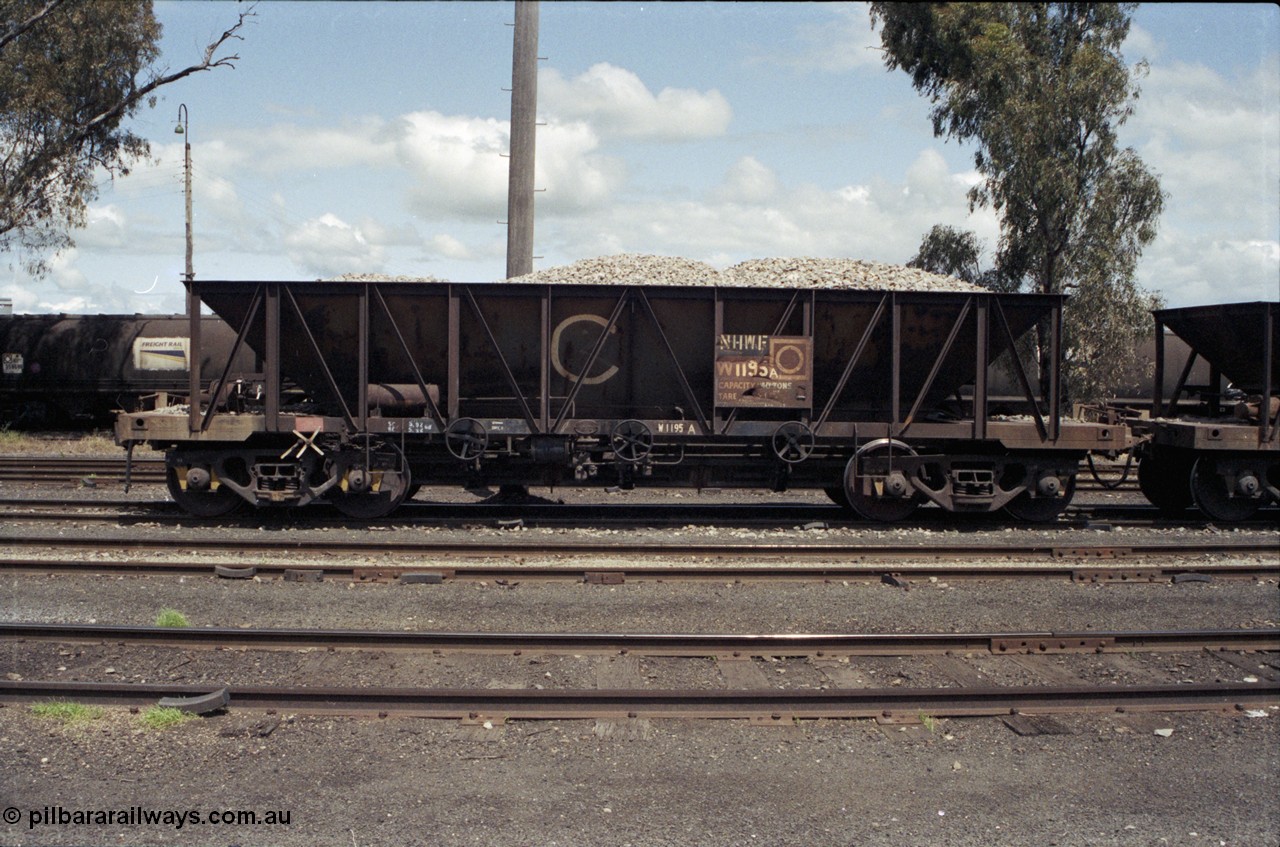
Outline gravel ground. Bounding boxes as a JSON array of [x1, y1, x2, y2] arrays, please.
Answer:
[[1, 446, 1278, 847], [1, 701, 1276, 847], [3, 568, 1277, 634]]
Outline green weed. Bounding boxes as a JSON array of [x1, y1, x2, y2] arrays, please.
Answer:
[[154, 609, 190, 628], [140, 706, 197, 730], [31, 700, 103, 724]]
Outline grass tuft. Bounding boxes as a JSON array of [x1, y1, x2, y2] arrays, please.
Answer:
[[140, 706, 197, 729], [154, 608, 190, 628], [31, 700, 103, 724]]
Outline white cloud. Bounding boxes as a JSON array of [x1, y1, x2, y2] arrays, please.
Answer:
[[903, 149, 963, 205], [357, 219, 420, 249], [395, 111, 510, 219], [774, 2, 884, 73], [0, 284, 36, 313], [39, 294, 96, 313], [48, 249, 89, 291], [77, 206, 130, 251], [540, 63, 731, 140], [426, 233, 471, 261], [284, 214, 385, 277], [537, 149, 996, 270], [713, 156, 781, 204], [224, 119, 397, 173], [1122, 23, 1161, 65], [533, 121, 626, 212], [1122, 54, 1279, 305], [393, 110, 625, 219], [1135, 59, 1280, 150], [1137, 231, 1280, 307]]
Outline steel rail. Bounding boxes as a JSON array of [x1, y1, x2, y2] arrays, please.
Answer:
[[0, 457, 165, 481], [0, 555, 1274, 583], [2, 499, 1271, 530], [0, 531, 1274, 563], [5, 622, 1277, 656], [1, 678, 1274, 719]]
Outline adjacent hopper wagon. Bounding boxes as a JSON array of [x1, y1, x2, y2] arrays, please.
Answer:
[[116, 278, 1125, 520], [1134, 300, 1279, 521]]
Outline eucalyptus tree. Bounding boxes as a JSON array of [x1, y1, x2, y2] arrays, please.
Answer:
[[0, 1, 252, 276], [871, 2, 1165, 402], [907, 224, 988, 287]]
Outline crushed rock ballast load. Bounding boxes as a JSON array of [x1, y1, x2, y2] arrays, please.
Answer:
[[507, 254, 983, 292]]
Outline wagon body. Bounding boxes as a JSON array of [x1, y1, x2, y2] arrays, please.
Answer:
[[117, 278, 1124, 520]]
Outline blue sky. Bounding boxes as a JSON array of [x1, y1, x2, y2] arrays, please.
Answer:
[[4, 1, 1277, 314]]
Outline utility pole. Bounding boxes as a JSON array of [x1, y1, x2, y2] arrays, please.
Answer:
[[505, 1, 538, 280], [175, 104, 193, 282]]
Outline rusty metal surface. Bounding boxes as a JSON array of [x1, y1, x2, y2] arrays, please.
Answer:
[[1, 555, 1275, 583], [1, 678, 1274, 719], [5, 622, 1275, 657], [189, 281, 1061, 437], [113, 279, 1148, 518], [1145, 418, 1279, 452], [1155, 301, 1278, 394], [1, 533, 1276, 569]]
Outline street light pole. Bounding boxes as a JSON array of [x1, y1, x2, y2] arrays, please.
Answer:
[[175, 104, 193, 282]]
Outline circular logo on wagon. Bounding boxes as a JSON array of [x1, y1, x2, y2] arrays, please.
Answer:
[[551, 314, 620, 386]]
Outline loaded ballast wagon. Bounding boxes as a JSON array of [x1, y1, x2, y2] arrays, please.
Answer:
[[116, 265, 1125, 521]]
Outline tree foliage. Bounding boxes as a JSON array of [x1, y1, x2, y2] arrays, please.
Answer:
[[0, 0, 251, 276], [871, 2, 1165, 403], [907, 223, 989, 286]]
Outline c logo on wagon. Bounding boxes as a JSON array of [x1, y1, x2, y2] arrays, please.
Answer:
[[551, 314, 620, 386]]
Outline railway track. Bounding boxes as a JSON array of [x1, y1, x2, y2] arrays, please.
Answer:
[[0, 455, 165, 484], [2, 678, 1273, 720], [1, 556, 1270, 584], [0, 554, 1274, 583], [0, 535, 1275, 583], [5, 622, 1277, 655], [3, 496, 1274, 530], [6, 500, 1273, 536], [4, 623, 1276, 720]]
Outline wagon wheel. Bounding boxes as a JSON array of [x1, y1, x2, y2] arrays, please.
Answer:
[[772, 422, 815, 464], [445, 418, 488, 461], [611, 419, 653, 463], [1190, 457, 1261, 522], [165, 455, 243, 518], [824, 486, 852, 510], [1137, 453, 1194, 515], [331, 440, 412, 519], [843, 440, 921, 522], [1003, 474, 1077, 523]]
